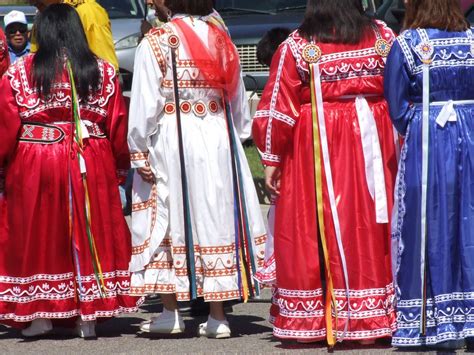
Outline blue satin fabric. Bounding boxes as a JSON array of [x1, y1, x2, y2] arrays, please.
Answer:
[[385, 28, 474, 346]]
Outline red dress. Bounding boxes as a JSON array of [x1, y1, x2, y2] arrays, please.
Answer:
[[0, 29, 9, 76], [0, 55, 140, 327], [253, 22, 398, 342]]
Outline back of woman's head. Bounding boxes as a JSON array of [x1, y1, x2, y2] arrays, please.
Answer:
[[299, 0, 373, 44], [165, 0, 213, 16], [404, 0, 469, 32], [33, 4, 100, 100]]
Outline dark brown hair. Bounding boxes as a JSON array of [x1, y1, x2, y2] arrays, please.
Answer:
[[404, 0, 469, 31], [165, 0, 213, 16], [299, 0, 373, 44]]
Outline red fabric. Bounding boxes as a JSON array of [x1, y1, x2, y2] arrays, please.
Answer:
[[253, 22, 398, 341], [171, 18, 240, 100], [0, 29, 9, 77], [0, 56, 140, 327]]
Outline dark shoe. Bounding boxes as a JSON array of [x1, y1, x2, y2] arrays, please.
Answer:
[[428, 339, 466, 350]]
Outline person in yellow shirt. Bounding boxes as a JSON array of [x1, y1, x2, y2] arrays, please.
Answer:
[[29, 0, 119, 69]]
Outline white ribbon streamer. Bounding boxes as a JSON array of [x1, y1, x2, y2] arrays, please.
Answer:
[[312, 63, 350, 340], [420, 62, 430, 333]]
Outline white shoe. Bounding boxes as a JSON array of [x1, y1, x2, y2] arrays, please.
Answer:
[[75, 319, 96, 339], [140, 309, 184, 334], [198, 317, 231, 339], [21, 319, 53, 337]]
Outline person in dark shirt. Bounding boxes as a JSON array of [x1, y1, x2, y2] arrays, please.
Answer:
[[256, 27, 291, 67]]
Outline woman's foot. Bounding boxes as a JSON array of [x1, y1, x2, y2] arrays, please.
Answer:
[[358, 339, 376, 345], [21, 319, 53, 337], [198, 316, 231, 339], [140, 308, 185, 334], [75, 319, 96, 339]]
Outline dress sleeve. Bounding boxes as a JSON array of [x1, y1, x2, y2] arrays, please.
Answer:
[[0, 30, 9, 76], [384, 40, 413, 136], [105, 73, 130, 184], [128, 39, 165, 169], [230, 75, 252, 142], [0, 74, 21, 188], [252, 43, 301, 167]]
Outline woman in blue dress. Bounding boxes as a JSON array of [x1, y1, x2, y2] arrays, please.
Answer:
[[385, 0, 474, 349]]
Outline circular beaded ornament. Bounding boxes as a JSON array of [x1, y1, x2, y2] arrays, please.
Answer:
[[164, 103, 176, 115], [374, 39, 391, 57], [302, 44, 322, 64], [415, 42, 434, 64], [193, 102, 207, 117], [209, 101, 219, 113], [168, 34, 180, 49], [180, 101, 192, 114]]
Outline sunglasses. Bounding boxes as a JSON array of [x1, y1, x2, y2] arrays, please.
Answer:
[[6, 27, 28, 35]]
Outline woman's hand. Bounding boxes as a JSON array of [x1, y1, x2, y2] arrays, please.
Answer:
[[137, 165, 155, 184], [265, 166, 281, 196]]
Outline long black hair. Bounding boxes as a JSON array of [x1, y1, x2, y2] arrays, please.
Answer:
[[32, 4, 100, 100], [299, 0, 373, 43]]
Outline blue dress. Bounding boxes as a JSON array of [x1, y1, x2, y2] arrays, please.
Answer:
[[385, 28, 474, 346]]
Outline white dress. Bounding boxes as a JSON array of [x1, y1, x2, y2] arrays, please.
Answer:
[[128, 16, 266, 302]]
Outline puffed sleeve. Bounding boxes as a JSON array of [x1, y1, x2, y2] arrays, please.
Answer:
[[128, 38, 165, 169], [384, 40, 413, 136], [0, 73, 21, 187], [252, 43, 302, 167], [105, 71, 130, 184]]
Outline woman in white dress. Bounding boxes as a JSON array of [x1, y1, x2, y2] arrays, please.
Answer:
[[128, 0, 266, 338]]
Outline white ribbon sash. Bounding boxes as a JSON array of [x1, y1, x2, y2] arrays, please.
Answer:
[[355, 96, 389, 224]]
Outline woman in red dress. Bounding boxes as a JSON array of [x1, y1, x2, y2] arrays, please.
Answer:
[[0, 28, 9, 76], [0, 4, 140, 338], [253, 0, 398, 345]]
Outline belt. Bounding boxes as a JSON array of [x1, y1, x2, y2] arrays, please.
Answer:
[[163, 100, 222, 117], [414, 100, 474, 128], [19, 121, 106, 144]]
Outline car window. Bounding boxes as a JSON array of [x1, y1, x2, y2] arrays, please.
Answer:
[[97, 0, 144, 19], [215, 0, 306, 12]]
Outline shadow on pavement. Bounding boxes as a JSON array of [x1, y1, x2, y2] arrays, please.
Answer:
[[0, 317, 147, 341], [134, 314, 272, 340], [272, 337, 393, 351]]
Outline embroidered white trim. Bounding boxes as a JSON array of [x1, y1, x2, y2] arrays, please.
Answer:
[[397, 34, 416, 72], [265, 44, 289, 157], [393, 329, 474, 346], [254, 109, 296, 127], [277, 288, 323, 298], [273, 327, 393, 340], [398, 292, 474, 307], [0, 272, 74, 284], [8, 58, 116, 117], [262, 152, 281, 163]]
